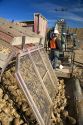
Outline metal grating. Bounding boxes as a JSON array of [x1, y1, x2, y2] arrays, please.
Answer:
[[43, 71, 56, 99], [30, 50, 47, 78], [39, 47, 58, 87], [30, 48, 57, 100], [15, 51, 52, 125]]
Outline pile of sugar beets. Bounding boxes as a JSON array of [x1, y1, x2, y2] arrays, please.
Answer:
[[0, 66, 76, 125]]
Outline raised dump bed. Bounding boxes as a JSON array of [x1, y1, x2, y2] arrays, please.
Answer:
[[15, 46, 58, 125], [15, 53, 52, 125]]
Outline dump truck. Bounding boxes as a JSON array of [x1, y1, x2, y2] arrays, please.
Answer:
[[0, 17, 83, 125]]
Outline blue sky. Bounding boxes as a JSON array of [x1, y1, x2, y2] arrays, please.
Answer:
[[0, 0, 83, 28]]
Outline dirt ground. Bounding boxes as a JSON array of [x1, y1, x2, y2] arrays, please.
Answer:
[[64, 78, 77, 125]]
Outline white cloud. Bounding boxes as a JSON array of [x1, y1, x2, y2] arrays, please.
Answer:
[[62, 11, 83, 21], [33, 1, 83, 22]]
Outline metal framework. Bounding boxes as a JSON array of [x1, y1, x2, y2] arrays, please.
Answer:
[[15, 46, 58, 125]]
